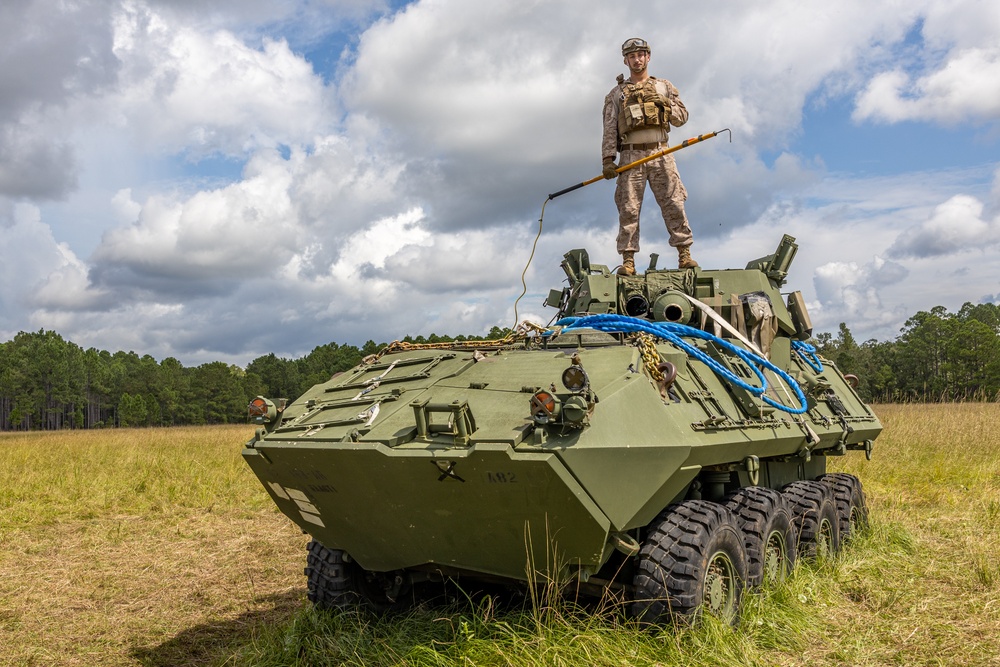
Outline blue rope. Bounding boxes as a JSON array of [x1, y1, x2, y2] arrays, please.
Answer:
[[554, 314, 809, 414], [792, 340, 823, 373]]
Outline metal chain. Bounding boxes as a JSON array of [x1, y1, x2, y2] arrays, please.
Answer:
[[362, 320, 549, 365], [634, 333, 665, 382]]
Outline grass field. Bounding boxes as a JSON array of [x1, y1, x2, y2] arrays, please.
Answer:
[[1, 404, 999, 666]]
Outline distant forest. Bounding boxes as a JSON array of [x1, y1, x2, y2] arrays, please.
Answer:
[[1, 303, 999, 431], [0, 328, 510, 431]]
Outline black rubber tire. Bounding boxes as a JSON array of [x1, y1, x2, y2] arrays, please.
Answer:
[[817, 473, 869, 542], [781, 480, 841, 560], [305, 540, 406, 612], [631, 499, 748, 625], [725, 486, 797, 587]]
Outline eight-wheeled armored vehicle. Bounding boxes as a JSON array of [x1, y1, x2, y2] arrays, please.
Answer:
[[243, 234, 879, 623]]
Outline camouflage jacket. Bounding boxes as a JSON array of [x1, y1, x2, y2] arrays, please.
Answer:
[[602, 75, 688, 163]]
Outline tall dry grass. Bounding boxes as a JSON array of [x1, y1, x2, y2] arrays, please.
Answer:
[[2, 404, 999, 666], [0, 427, 305, 667]]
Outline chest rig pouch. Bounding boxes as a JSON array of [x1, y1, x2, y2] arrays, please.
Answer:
[[616, 76, 670, 135]]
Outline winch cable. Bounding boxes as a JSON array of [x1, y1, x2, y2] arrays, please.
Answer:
[[553, 313, 810, 414], [513, 129, 731, 327]]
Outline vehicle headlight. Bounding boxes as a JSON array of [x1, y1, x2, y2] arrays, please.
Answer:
[[248, 396, 277, 424], [561, 365, 589, 393], [530, 390, 561, 424]]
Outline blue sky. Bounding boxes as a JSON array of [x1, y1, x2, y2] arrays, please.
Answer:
[[795, 94, 998, 174], [2, 0, 999, 365]]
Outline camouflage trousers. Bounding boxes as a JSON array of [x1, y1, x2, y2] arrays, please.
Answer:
[[614, 148, 693, 254]]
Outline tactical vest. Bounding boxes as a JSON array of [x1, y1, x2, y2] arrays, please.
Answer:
[[616, 75, 671, 137]]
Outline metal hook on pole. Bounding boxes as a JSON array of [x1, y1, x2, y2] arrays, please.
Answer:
[[546, 128, 731, 201]]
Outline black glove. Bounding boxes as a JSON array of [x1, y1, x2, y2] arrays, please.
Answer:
[[602, 161, 618, 180]]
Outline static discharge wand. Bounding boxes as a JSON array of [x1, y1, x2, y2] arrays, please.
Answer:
[[546, 128, 731, 201]]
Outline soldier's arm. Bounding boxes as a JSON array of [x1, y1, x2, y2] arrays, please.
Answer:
[[666, 81, 688, 128], [601, 91, 620, 163]]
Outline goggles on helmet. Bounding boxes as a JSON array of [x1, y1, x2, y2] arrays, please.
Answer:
[[621, 37, 650, 56]]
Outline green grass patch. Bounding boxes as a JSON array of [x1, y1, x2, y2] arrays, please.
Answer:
[[238, 581, 819, 667]]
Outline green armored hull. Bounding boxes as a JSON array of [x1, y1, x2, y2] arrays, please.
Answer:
[[243, 235, 880, 622]]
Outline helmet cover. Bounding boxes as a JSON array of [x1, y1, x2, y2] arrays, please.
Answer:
[[621, 37, 650, 56]]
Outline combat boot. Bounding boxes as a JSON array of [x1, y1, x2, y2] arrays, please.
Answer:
[[617, 251, 636, 276], [678, 245, 699, 269]]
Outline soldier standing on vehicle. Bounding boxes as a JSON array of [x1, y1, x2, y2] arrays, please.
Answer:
[[602, 37, 697, 275]]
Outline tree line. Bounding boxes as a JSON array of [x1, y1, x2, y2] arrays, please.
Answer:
[[0, 328, 510, 431], [1, 302, 998, 430], [813, 302, 1000, 403]]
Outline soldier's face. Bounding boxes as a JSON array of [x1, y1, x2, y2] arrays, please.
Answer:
[[624, 51, 649, 73]]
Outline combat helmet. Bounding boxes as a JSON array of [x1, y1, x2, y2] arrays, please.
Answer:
[[621, 37, 650, 56]]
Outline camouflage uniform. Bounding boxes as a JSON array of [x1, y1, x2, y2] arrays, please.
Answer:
[[602, 76, 693, 254]]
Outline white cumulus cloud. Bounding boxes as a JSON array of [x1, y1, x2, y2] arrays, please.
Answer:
[[111, 1, 334, 156], [888, 194, 1000, 258]]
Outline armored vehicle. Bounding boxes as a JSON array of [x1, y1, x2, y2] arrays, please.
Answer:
[[243, 234, 879, 623]]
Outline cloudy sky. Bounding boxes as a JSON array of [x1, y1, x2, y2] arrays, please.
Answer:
[[2, 0, 999, 366]]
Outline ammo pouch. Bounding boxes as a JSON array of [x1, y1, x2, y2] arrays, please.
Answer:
[[618, 78, 670, 135]]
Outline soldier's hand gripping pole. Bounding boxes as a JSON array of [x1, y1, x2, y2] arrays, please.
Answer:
[[546, 128, 731, 201]]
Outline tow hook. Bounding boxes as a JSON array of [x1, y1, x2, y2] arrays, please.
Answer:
[[743, 455, 760, 485]]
